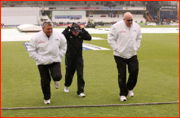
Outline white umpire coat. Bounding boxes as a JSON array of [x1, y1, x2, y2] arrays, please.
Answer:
[[107, 20, 142, 59], [27, 30, 67, 65]]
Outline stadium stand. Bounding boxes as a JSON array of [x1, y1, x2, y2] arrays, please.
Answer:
[[144, 1, 178, 25], [1, 1, 178, 27]]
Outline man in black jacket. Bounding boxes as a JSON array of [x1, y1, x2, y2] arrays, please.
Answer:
[[62, 23, 91, 97]]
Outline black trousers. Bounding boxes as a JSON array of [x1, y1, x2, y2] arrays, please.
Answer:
[[64, 57, 85, 95], [38, 62, 62, 100], [114, 55, 139, 96]]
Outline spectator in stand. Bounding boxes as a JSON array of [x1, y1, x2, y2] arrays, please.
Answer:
[[171, 20, 173, 24]]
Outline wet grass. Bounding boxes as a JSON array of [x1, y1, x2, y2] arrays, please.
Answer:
[[1, 33, 179, 117]]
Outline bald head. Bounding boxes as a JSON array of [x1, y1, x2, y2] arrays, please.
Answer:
[[123, 12, 133, 27], [123, 12, 133, 19]]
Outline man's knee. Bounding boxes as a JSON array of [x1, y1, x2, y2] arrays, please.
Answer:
[[77, 73, 83, 79], [132, 68, 138, 73], [54, 74, 62, 81]]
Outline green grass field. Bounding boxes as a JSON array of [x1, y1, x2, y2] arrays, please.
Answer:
[[1, 32, 179, 117]]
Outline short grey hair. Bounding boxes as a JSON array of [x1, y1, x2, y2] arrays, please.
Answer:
[[42, 20, 53, 27]]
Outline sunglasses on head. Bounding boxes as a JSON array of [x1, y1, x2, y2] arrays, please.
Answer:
[[127, 19, 133, 22]]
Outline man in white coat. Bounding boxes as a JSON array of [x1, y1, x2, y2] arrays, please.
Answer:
[[107, 12, 142, 101], [27, 20, 67, 104]]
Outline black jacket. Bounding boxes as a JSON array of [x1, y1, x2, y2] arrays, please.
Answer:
[[62, 26, 91, 58]]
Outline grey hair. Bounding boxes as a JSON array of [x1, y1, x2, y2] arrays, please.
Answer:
[[42, 20, 53, 27]]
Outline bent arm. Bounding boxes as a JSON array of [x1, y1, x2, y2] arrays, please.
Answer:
[[136, 27, 142, 50], [62, 26, 70, 37], [107, 26, 118, 51], [82, 28, 91, 41], [59, 34, 67, 58], [27, 38, 41, 61]]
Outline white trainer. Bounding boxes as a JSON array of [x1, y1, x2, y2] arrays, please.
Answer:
[[44, 99, 50, 104], [64, 86, 69, 92], [78, 93, 86, 97], [54, 81, 59, 89], [120, 96, 127, 101], [128, 90, 134, 97]]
